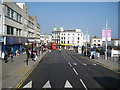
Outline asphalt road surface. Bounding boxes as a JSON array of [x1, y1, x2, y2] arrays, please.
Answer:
[[19, 50, 120, 89]]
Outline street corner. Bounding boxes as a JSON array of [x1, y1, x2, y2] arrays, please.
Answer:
[[15, 65, 30, 75]]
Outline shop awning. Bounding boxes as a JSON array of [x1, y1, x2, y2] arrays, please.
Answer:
[[59, 44, 76, 46]]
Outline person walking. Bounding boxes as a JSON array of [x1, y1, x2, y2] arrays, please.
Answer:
[[8, 52, 13, 62], [26, 49, 31, 60], [4, 52, 8, 63], [15, 50, 19, 56]]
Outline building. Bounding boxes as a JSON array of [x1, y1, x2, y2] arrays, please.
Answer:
[[52, 27, 84, 47], [90, 36, 102, 48], [1, 2, 40, 56], [111, 39, 120, 46], [40, 34, 52, 45], [0, 3, 4, 58], [107, 39, 120, 57]]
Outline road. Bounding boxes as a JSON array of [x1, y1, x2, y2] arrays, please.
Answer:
[[19, 50, 120, 89]]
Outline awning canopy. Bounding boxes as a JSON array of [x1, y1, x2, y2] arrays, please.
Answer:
[[59, 44, 76, 46]]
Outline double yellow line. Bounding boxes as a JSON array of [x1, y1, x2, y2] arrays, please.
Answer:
[[15, 51, 48, 89], [80, 56, 120, 75]]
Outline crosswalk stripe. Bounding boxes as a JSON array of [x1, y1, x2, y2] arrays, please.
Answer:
[[64, 80, 73, 88], [23, 81, 32, 88], [42, 80, 51, 88]]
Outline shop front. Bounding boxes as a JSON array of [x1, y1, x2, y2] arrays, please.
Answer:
[[0, 37, 4, 58], [2, 37, 27, 56]]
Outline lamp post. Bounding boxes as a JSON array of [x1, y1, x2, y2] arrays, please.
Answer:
[[105, 20, 108, 60]]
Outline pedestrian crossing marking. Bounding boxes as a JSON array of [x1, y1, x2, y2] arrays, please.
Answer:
[[23, 81, 32, 88], [42, 80, 51, 88], [64, 80, 73, 88]]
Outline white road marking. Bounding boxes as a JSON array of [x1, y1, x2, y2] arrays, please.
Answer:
[[80, 79, 88, 90], [64, 80, 73, 88], [73, 63, 77, 66], [23, 81, 32, 88], [82, 63, 87, 66], [42, 80, 51, 88], [93, 64, 97, 66], [68, 62, 72, 67], [72, 68, 78, 75]]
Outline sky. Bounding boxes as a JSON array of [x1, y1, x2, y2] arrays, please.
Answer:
[[25, 2, 118, 38]]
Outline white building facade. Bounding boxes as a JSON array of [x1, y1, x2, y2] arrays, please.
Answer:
[[90, 36, 102, 48], [52, 27, 84, 47]]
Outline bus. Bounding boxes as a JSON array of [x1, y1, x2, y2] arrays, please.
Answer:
[[48, 42, 57, 50]]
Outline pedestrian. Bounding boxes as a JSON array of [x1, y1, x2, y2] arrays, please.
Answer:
[[96, 52, 100, 59], [31, 51, 35, 61], [26, 49, 31, 60], [8, 52, 13, 62], [4, 52, 8, 63], [15, 50, 19, 56]]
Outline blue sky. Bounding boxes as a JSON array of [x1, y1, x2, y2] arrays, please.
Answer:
[[26, 2, 118, 38]]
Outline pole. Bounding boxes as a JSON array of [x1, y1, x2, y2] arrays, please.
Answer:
[[105, 20, 108, 60], [86, 30, 88, 56], [32, 42, 34, 61]]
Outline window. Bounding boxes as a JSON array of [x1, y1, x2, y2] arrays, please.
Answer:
[[11, 10, 14, 18], [68, 41, 69, 44], [64, 37, 65, 39], [78, 34, 79, 35], [78, 41, 79, 43], [16, 13, 22, 22], [7, 7, 11, 17], [64, 34, 66, 35], [16, 29, 21, 36], [94, 40, 96, 42], [98, 44, 100, 46], [7, 26, 14, 35], [19, 29, 21, 36], [68, 34, 69, 35], [61, 41, 63, 43], [64, 41, 65, 44], [16, 29, 19, 35], [98, 40, 100, 42], [61, 37, 63, 39], [73, 34, 74, 35], [78, 37, 79, 40]]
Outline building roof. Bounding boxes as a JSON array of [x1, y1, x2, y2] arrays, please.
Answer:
[[91, 36, 101, 39], [111, 39, 120, 40]]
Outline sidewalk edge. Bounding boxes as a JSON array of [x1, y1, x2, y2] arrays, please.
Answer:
[[80, 56, 120, 75], [14, 51, 48, 89]]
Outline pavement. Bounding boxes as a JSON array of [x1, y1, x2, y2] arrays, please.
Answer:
[[2, 50, 48, 89], [79, 54, 120, 74]]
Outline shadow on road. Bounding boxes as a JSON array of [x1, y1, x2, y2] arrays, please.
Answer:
[[93, 76, 120, 89]]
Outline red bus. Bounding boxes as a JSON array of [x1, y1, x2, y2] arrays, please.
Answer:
[[51, 42, 57, 49], [48, 42, 57, 49]]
